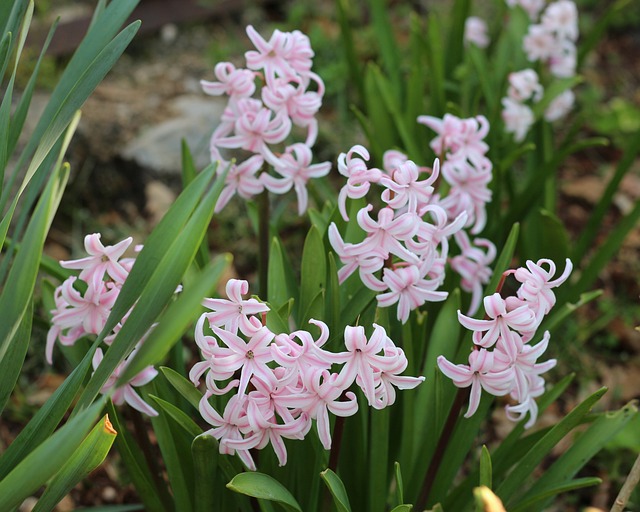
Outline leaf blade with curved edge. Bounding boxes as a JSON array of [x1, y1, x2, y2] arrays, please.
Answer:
[[0, 399, 105, 511], [227, 472, 303, 512], [119, 254, 231, 383], [160, 366, 202, 410], [33, 414, 117, 512], [496, 387, 608, 504], [320, 469, 352, 512]]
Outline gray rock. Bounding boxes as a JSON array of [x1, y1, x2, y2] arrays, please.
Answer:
[[121, 95, 225, 175]]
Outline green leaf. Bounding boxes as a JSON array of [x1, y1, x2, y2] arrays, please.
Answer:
[[425, 15, 446, 117], [147, 382, 194, 512], [268, 236, 290, 309], [394, 462, 405, 507], [522, 209, 569, 268], [486, 223, 519, 296], [33, 414, 117, 512], [106, 402, 169, 512], [148, 395, 201, 438], [495, 387, 608, 504], [479, 446, 492, 489], [77, 164, 225, 412], [518, 401, 638, 509], [390, 506, 413, 512], [227, 472, 303, 512], [0, 399, 105, 511], [0, 161, 67, 355], [299, 225, 326, 325], [320, 468, 352, 512], [192, 435, 219, 512], [160, 366, 202, 411], [119, 254, 231, 383], [369, 0, 401, 100], [510, 477, 602, 512], [444, 0, 470, 79], [0, 295, 32, 416]]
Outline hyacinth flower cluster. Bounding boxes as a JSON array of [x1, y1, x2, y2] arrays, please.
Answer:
[[191, 279, 424, 469], [502, 0, 578, 140], [418, 113, 497, 314], [437, 258, 572, 428], [464, 16, 490, 49], [202, 25, 330, 214], [46, 233, 159, 416]]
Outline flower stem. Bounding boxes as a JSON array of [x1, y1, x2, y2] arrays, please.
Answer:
[[416, 386, 470, 511], [611, 450, 640, 512], [328, 415, 346, 471], [258, 189, 270, 299]]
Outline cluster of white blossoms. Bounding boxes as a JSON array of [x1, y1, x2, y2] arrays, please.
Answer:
[[438, 259, 572, 427], [503, 0, 578, 141], [191, 279, 423, 469], [203, 26, 330, 214], [47, 234, 160, 416]]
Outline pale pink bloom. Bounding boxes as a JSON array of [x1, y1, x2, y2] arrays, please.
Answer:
[[372, 348, 425, 409], [245, 25, 299, 82], [356, 206, 421, 264], [523, 24, 555, 62], [505, 374, 546, 428], [271, 319, 347, 373], [513, 258, 572, 319], [190, 314, 236, 386], [262, 143, 331, 214], [544, 89, 575, 121], [410, 205, 467, 257], [46, 278, 120, 364], [209, 325, 276, 396], [464, 16, 490, 48], [280, 368, 358, 449], [506, 0, 546, 20], [437, 349, 514, 417], [327, 223, 386, 290], [458, 292, 538, 348], [92, 347, 158, 416], [495, 331, 556, 401], [548, 41, 577, 78], [261, 78, 323, 145], [60, 233, 132, 290], [201, 62, 256, 98], [377, 263, 448, 323], [214, 98, 291, 162], [501, 97, 534, 142], [213, 155, 265, 213], [507, 69, 543, 103], [284, 30, 315, 77], [199, 393, 256, 470], [225, 398, 308, 467], [336, 145, 382, 220], [336, 324, 405, 406], [382, 150, 409, 174], [450, 231, 496, 315], [542, 0, 579, 41], [418, 114, 490, 172], [439, 159, 492, 234], [380, 159, 438, 213], [203, 279, 270, 335]]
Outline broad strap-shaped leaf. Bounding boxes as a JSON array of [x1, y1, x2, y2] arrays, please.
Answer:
[[518, 401, 638, 509], [0, 296, 32, 416], [192, 435, 219, 512], [76, 164, 224, 412], [495, 387, 608, 504], [320, 468, 352, 512], [510, 477, 602, 512], [479, 445, 492, 489], [33, 414, 117, 512], [160, 366, 202, 411], [106, 402, 169, 512], [227, 472, 303, 512], [0, 160, 68, 360], [148, 395, 201, 438], [119, 254, 231, 383], [0, 399, 105, 511], [299, 225, 327, 325]]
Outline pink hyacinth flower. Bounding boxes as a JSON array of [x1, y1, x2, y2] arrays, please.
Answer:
[[201, 62, 256, 99], [93, 348, 158, 416], [60, 233, 133, 290], [336, 145, 382, 220], [202, 278, 270, 335], [262, 143, 331, 214]]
